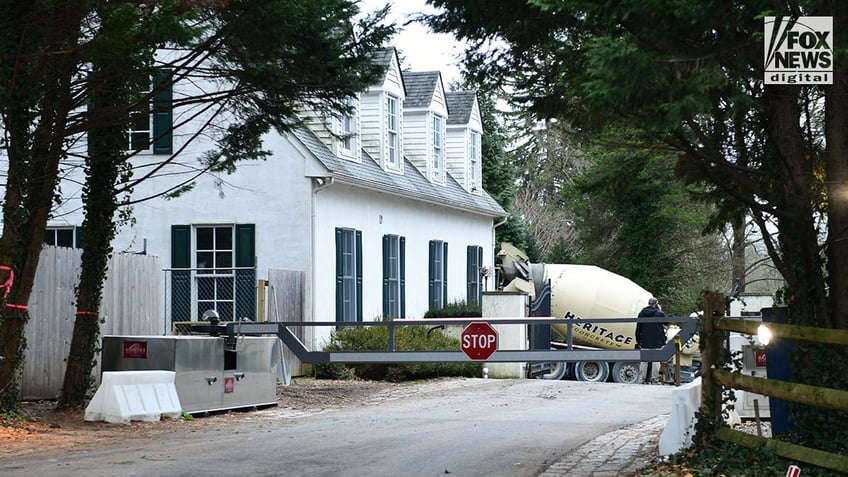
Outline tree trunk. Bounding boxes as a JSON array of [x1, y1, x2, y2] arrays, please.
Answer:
[[762, 85, 829, 328], [0, 2, 87, 409], [825, 17, 848, 331], [58, 30, 134, 407]]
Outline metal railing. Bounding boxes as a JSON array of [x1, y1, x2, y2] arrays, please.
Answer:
[[162, 266, 257, 328], [215, 315, 697, 365]]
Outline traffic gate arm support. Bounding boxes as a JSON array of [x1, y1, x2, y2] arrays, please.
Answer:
[[225, 316, 698, 364]]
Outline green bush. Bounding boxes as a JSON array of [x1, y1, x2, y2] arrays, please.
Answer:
[[314, 320, 482, 381], [424, 301, 482, 318]]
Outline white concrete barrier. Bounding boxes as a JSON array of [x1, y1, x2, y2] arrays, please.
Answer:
[[659, 377, 701, 455], [85, 371, 182, 423]]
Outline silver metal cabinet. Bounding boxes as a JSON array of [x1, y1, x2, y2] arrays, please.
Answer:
[[101, 335, 280, 414]]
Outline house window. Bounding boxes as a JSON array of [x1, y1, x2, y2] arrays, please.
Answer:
[[195, 226, 236, 321], [383, 235, 405, 319], [127, 69, 173, 154], [336, 228, 362, 322], [470, 132, 481, 192], [432, 115, 444, 180], [339, 99, 358, 156], [467, 245, 483, 305], [429, 240, 448, 310], [43, 227, 79, 248], [170, 224, 256, 322], [386, 95, 400, 169]]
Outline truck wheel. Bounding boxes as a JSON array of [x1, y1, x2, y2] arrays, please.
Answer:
[[611, 361, 641, 384], [540, 361, 568, 380], [573, 361, 609, 382]]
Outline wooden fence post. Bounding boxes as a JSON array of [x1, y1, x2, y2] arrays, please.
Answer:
[[698, 291, 726, 445]]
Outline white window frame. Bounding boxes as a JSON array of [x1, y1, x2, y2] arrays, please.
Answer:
[[386, 95, 400, 169], [470, 131, 481, 192], [338, 98, 358, 159], [127, 99, 152, 152], [194, 225, 236, 322], [432, 114, 444, 181], [43, 227, 76, 248]]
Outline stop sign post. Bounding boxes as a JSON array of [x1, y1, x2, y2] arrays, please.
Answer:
[[461, 322, 498, 360]]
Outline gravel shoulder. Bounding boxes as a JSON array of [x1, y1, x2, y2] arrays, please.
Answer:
[[0, 377, 415, 460]]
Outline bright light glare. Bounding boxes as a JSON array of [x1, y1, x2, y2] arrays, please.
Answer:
[[757, 324, 772, 346]]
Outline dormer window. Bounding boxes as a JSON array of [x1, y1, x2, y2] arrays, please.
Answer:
[[470, 131, 481, 192], [432, 115, 445, 180], [386, 95, 400, 169], [339, 101, 358, 158]]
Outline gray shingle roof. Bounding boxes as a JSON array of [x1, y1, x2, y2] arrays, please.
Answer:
[[370, 47, 405, 94], [291, 126, 506, 218], [370, 47, 395, 69], [446, 91, 476, 125], [402, 71, 441, 109]]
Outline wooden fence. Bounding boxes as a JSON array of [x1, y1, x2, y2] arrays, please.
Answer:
[[21, 246, 161, 399], [266, 269, 306, 377], [699, 291, 848, 473]]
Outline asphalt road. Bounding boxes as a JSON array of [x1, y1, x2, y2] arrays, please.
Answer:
[[3, 379, 674, 477]]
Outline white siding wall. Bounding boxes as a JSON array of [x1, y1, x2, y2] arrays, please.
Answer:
[[312, 182, 496, 347], [468, 99, 483, 131], [110, 132, 317, 325], [446, 127, 468, 188], [360, 90, 383, 162], [298, 106, 335, 152], [432, 80, 447, 114], [402, 110, 429, 173], [383, 56, 405, 98]]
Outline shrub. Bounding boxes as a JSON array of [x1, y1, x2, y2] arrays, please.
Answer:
[[314, 320, 482, 381], [424, 301, 482, 318]]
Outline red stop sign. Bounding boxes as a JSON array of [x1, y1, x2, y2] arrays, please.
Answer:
[[461, 322, 498, 360]]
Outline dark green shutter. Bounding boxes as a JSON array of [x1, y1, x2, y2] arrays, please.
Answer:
[[171, 225, 191, 322], [399, 236, 406, 318], [382, 235, 390, 318], [152, 69, 173, 155], [235, 224, 256, 321], [442, 242, 448, 307], [335, 228, 344, 322], [75, 226, 85, 250], [355, 230, 363, 322], [428, 240, 436, 309], [467, 246, 474, 303], [476, 246, 483, 304]]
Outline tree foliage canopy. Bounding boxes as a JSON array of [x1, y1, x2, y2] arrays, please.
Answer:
[[425, 0, 847, 453], [0, 0, 394, 410]]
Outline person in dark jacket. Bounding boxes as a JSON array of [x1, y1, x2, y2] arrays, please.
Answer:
[[636, 297, 667, 384]]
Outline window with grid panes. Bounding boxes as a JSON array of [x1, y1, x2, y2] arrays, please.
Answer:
[[386, 95, 400, 169]]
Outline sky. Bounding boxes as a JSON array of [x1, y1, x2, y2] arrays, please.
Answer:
[[358, 0, 466, 87]]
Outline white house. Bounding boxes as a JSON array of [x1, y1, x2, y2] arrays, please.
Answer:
[[34, 47, 506, 350]]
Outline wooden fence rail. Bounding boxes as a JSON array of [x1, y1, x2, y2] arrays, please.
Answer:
[[699, 291, 848, 473]]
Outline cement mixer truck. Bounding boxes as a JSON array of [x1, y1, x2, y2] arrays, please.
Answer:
[[498, 243, 698, 384]]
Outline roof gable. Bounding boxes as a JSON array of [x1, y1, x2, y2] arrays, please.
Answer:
[[369, 47, 406, 98], [402, 71, 443, 109], [289, 125, 505, 218], [446, 91, 477, 125]]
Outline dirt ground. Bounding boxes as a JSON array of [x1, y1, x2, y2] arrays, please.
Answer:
[[0, 378, 402, 459]]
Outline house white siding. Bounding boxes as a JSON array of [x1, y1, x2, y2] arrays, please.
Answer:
[[402, 110, 429, 172], [360, 90, 384, 162], [446, 127, 468, 188], [313, 182, 494, 335]]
